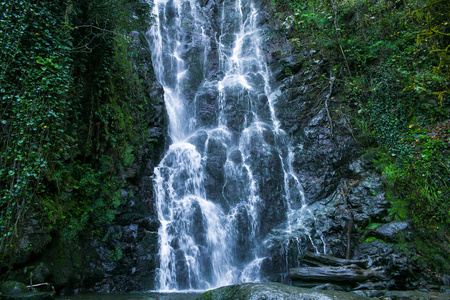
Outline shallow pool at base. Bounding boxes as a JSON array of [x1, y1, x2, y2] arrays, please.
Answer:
[[57, 291, 203, 300]]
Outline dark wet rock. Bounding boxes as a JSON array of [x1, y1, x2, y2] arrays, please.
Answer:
[[352, 290, 386, 298], [32, 265, 51, 285], [175, 250, 189, 289], [137, 217, 160, 232], [268, 31, 357, 203], [187, 130, 208, 154], [373, 222, 411, 242], [232, 206, 254, 263], [229, 149, 243, 164], [351, 239, 427, 290], [353, 280, 395, 291], [312, 283, 346, 291], [376, 290, 450, 300], [440, 285, 450, 293], [204, 137, 227, 208], [221, 88, 254, 134], [12, 212, 52, 266], [290, 123, 356, 203], [195, 84, 219, 127], [441, 275, 450, 286], [197, 282, 373, 300], [264, 151, 433, 290]]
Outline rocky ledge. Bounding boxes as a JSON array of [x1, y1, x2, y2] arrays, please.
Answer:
[[290, 251, 450, 297]]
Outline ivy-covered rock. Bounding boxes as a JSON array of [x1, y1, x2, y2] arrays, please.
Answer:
[[0, 0, 168, 293]]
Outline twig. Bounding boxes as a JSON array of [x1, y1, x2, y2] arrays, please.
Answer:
[[324, 70, 335, 138], [332, 0, 352, 77], [76, 25, 125, 37], [346, 211, 354, 260]]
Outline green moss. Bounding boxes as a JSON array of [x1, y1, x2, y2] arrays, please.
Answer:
[[366, 223, 382, 230], [413, 232, 450, 274], [109, 244, 123, 262], [44, 238, 79, 287], [198, 290, 212, 300], [363, 237, 385, 244]]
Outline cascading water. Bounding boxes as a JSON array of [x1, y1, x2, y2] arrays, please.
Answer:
[[148, 0, 325, 291]]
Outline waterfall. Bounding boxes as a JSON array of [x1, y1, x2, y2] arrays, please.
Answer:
[[148, 0, 322, 291]]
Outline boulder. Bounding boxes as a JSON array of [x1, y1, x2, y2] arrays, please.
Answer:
[[373, 222, 411, 242], [197, 282, 374, 300]]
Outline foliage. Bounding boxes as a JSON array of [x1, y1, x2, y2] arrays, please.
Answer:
[[277, 0, 449, 230], [0, 0, 156, 270], [363, 237, 385, 243], [407, 0, 450, 105]]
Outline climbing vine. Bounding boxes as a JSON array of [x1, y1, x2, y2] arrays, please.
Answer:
[[0, 0, 73, 264]]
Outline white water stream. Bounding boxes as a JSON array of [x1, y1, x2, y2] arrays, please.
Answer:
[[148, 0, 324, 291]]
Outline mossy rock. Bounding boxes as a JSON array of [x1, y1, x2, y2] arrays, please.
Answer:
[[197, 282, 371, 300], [0, 281, 27, 294]]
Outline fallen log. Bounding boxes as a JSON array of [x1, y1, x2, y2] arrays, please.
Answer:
[[27, 283, 52, 289], [300, 251, 368, 268], [290, 265, 386, 283]]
